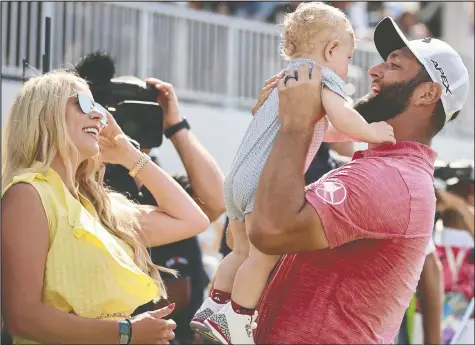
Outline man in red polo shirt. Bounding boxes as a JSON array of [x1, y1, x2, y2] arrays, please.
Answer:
[[249, 17, 470, 344]]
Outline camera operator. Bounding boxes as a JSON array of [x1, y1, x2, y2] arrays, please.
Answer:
[[104, 78, 225, 345]]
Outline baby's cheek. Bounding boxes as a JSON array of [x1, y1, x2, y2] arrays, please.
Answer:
[[336, 66, 347, 80]]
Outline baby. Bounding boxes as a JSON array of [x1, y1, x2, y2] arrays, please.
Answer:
[[191, 3, 395, 344]]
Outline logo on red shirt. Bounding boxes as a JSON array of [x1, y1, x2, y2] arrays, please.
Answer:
[[314, 180, 347, 205]]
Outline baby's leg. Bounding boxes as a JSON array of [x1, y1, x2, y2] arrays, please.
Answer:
[[231, 213, 281, 310], [212, 219, 249, 296], [190, 220, 248, 336]]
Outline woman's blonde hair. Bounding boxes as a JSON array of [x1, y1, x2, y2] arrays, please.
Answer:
[[280, 2, 354, 60], [2, 70, 171, 300]]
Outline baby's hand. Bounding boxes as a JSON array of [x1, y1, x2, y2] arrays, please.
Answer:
[[368, 121, 396, 144]]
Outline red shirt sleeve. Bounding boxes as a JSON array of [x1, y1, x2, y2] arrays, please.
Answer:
[[305, 160, 413, 249]]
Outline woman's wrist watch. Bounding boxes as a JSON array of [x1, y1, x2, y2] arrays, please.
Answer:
[[164, 118, 190, 139], [118, 319, 132, 345]]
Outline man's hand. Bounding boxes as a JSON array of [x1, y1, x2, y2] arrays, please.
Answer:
[[278, 64, 325, 131], [145, 78, 181, 129]]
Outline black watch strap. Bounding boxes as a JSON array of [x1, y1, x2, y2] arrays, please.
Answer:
[[164, 118, 190, 139]]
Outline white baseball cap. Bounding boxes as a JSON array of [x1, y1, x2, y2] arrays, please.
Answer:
[[373, 17, 470, 123]]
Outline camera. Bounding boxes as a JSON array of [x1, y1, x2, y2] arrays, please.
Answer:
[[75, 52, 164, 150]]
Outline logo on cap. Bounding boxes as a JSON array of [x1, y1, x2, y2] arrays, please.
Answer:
[[314, 180, 347, 205], [430, 59, 452, 95], [421, 37, 432, 43]]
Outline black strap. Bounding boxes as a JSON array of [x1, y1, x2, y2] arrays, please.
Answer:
[[125, 319, 132, 345], [164, 118, 190, 139]]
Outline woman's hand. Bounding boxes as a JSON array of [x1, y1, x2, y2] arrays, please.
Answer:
[[131, 304, 177, 344], [145, 78, 181, 130], [98, 112, 136, 166], [252, 71, 284, 116]]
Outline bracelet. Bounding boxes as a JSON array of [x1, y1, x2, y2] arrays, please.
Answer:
[[125, 319, 132, 345], [129, 154, 151, 178]]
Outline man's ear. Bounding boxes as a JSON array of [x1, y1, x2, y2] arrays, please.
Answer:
[[324, 40, 340, 62], [413, 82, 442, 107]]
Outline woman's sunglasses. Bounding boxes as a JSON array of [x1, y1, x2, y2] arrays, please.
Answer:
[[71, 93, 108, 126]]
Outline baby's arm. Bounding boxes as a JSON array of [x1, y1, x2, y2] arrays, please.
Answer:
[[323, 121, 354, 142], [322, 88, 395, 144]]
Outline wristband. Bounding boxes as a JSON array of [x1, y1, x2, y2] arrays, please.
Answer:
[[164, 118, 190, 139]]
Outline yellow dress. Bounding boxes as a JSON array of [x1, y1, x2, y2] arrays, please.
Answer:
[[2, 166, 159, 344]]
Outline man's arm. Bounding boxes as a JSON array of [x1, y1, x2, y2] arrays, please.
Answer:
[[249, 65, 329, 255], [418, 251, 443, 345], [249, 125, 330, 255], [146, 78, 225, 222], [170, 129, 225, 222]]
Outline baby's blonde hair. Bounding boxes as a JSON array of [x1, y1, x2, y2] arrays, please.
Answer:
[[2, 70, 173, 301], [280, 2, 354, 60]]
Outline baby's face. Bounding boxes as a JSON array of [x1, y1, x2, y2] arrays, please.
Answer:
[[328, 32, 355, 79]]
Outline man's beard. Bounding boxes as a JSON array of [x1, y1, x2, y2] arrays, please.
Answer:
[[353, 76, 423, 124]]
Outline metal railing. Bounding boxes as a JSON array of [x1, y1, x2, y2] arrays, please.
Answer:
[[1, 1, 473, 136], [1, 2, 379, 103]]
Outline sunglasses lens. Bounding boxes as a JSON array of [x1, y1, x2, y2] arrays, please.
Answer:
[[95, 104, 109, 126], [77, 93, 92, 114], [77, 93, 108, 126]]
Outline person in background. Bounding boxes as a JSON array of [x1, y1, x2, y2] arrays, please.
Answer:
[[418, 242, 444, 345], [435, 175, 474, 343], [188, 1, 230, 15], [437, 177, 474, 238], [397, 169, 474, 345], [396, 235, 444, 345], [230, 2, 263, 19], [398, 11, 432, 40], [104, 78, 225, 345], [266, 1, 301, 24]]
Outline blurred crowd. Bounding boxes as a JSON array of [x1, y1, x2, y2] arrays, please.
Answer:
[[178, 1, 441, 40]]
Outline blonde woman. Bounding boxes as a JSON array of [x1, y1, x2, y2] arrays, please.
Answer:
[[1, 70, 210, 344]]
